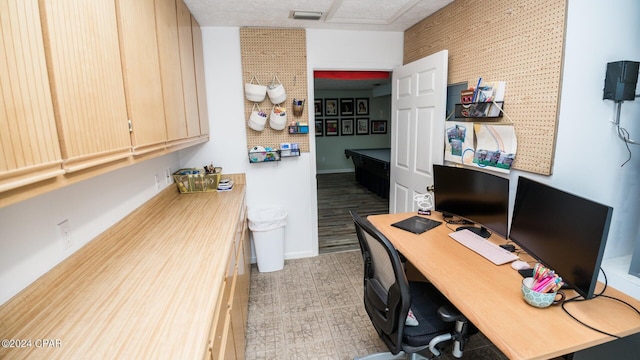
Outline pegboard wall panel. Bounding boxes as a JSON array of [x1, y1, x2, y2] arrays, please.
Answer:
[[240, 28, 309, 153], [404, 0, 566, 175]]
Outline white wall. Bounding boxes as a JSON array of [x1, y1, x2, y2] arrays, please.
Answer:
[[0, 153, 180, 304]]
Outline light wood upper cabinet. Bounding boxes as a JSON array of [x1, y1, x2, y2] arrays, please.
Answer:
[[192, 16, 210, 136], [0, 0, 210, 207], [176, 0, 200, 138], [39, 0, 131, 173], [115, 0, 168, 155], [155, 0, 187, 142], [0, 0, 64, 192]]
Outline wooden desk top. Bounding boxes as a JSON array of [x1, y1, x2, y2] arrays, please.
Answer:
[[368, 212, 640, 360], [0, 176, 246, 359]]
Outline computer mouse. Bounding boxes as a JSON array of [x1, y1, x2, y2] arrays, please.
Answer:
[[511, 260, 531, 271]]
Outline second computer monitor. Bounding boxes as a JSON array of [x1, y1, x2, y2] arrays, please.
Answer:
[[433, 164, 510, 239], [509, 176, 613, 299]]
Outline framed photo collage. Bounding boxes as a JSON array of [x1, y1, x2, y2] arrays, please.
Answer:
[[314, 98, 386, 137]]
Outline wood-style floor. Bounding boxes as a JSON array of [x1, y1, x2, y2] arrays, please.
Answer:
[[317, 172, 389, 254]]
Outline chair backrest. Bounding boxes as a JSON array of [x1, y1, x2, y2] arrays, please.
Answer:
[[351, 211, 411, 354]]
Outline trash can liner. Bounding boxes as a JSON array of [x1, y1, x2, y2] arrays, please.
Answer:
[[248, 207, 287, 232]]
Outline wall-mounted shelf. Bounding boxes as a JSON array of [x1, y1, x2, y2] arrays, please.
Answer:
[[454, 102, 504, 119], [280, 142, 300, 158], [281, 149, 300, 157], [288, 125, 309, 134], [248, 149, 281, 163], [248, 143, 302, 163]]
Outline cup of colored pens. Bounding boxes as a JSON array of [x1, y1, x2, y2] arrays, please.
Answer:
[[521, 263, 565, 308]]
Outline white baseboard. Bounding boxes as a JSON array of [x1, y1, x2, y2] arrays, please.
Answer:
[[316, 169, 354, 174], [250, 250, 318, 265]]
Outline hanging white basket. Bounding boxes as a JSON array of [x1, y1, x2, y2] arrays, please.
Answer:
[[245, 76, 267, 102], [269, 105, 287, 130], [267, 75, 286, 104], [248, 103, 268, 131]]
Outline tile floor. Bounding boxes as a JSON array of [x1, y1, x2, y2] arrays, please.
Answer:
[[245, 250, 509, 360]]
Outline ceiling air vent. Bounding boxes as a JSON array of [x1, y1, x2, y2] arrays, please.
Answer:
[[290, 11, 323, 21]]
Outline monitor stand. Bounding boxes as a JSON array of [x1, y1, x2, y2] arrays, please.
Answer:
[[456, 225, 491, 238], [442, 213, 474, 225]]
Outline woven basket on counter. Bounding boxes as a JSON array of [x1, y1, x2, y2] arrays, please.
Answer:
[[173, 168, 221, 193]]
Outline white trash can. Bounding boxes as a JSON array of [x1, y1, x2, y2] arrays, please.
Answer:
[[248, 207, 287, 272]]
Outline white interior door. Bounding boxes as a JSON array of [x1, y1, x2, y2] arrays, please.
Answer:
[[390, 50, 448, 213]]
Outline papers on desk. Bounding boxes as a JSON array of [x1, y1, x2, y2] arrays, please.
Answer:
[[391, 216, 441, 234]]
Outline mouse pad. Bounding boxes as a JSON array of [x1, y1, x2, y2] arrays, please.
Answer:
[[391, 216, 442, 234]]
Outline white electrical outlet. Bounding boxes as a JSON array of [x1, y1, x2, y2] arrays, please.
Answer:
[[154, 173, 160, 190], [164, 168, 172, 184], [58, 219, 72, 250]]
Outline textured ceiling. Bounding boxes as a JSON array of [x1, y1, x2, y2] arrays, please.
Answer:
[[184, 0, 453, 31], [184, 0, 453, 90]]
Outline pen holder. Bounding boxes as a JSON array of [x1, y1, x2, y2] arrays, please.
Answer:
[[521, 277, 565, 308], [292, 99, 305, 117]]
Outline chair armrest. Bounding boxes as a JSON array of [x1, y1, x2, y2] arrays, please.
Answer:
[[437, 304, 466, 323]]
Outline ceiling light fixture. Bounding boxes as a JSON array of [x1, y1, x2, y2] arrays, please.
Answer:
[[290, 10, 323, 21]]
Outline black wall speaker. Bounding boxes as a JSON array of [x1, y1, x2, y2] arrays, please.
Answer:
[[603, 61, 639, 101]]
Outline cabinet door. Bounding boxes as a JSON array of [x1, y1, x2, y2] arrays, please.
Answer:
[[208, 245, 236, 359], [236, 207, 250, 337], [155, 0, 187, 143], [222, 316, 237, 360], [233, 239, 247, 360], [191, 16, 209, 136], [0, 0, 64, 192], [176, 0, 200, 138], [226, 258, 239, 360], [40, 0, 131, 173], [115, 0, 168, 155]]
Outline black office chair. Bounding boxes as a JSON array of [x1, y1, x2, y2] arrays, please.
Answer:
[[350, 211, 476, 359]]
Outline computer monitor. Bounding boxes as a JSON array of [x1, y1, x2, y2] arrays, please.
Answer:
[[509, 176, 613, 300], [433, 164, 510, 239]]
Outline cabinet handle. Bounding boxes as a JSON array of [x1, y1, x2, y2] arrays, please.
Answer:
[[128, 120, 133, 133]]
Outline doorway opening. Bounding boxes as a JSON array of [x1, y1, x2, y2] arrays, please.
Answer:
[[314, 71, 391, 253]]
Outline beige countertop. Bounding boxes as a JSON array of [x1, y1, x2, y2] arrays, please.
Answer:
[[0, 176, 246, 359]]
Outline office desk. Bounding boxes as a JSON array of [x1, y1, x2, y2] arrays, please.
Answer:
[[345, 148, 390, 198], [368, 212, 640, 360]]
